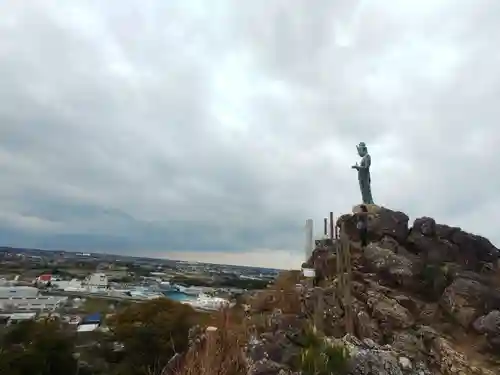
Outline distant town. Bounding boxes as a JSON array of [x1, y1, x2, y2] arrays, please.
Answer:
[[0, 246, 279, 331]]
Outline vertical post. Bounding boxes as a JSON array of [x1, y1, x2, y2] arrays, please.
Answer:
[[344, 241, 353, 335], [336, 222, 353, 335], [329, 212, 334, 240], [323, 218, 328, 237], [314, 288, 325, 334], [305, 219, 314, 261], [336, 223, 343, 294]]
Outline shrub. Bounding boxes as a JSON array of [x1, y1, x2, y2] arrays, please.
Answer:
[[296, 327, 348, 375], [100, 299, 203, 375], [0, 320, 78, 375]]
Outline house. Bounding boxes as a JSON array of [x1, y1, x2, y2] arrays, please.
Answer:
[[35, 274, 52, 285]]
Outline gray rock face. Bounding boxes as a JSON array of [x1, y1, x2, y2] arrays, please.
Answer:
[[330, 334, 432, 375], [440, 278, 500, 328], [366, 291, 415, 333], [363, 244, 416, 288], [473, 310, 500, 335], [348, 349, 404, 375], [247, 359, 289, 375], [411, 218, 500, 271], [473, 310, 500, 349]]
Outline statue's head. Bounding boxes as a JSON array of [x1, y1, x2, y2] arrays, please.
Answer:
[[357, 142, 367, 157]]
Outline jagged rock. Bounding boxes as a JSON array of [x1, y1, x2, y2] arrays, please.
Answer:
[[409, 217, 500, 272], [362, 244, 416, 288], [366, 291, 415, 333], [247, 359, 289, 375], [330, 334, 430, 375], [390, 331, 425, 360], [378, 235, 403, 253], [429, 336, 495, 375], [473, 310, 500, 350], [352, 299, 382, 343], [417, 303, 441, 325], [440, 278, 500, 328], [249, 331, 300, 367], [435, 224, 462, 240], [450, 230, 499, 270], [390, 294, 420, 315], [306, 247, 336, 280], [348, 349, 403, 375], [412, 217, 436, 237], [407, 230, 460, 265], [473, 310, 500, 335]]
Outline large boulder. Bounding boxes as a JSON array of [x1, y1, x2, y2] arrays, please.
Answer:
[[473, 310, 500, 350], [338, 206, 409, 244], [411, 217, 500, 271], [406, 232, 460, 265], [366, 290, 415, 333], [362, 244, 416, 288], [439, 278, 500, 328], [449, 230, 499, 270]]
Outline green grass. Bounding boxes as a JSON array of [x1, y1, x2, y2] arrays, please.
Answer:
[[295, 327, 349, 375]]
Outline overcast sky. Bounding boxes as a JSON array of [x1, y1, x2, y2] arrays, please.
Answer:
[[1, 0, 500, 269]]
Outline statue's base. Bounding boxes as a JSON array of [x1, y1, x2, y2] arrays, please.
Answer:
[[352, 203, 381, 214]]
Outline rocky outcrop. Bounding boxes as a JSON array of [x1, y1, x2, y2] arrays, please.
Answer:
[[297, 205, 500, 374], [408, 216, 499, 272], [337, 206, 500, 274], [175, 205, 500, 375]]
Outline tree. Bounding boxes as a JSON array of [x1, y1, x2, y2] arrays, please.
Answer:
[[101, 299, 203, 375], [0, 320, 78, 375]]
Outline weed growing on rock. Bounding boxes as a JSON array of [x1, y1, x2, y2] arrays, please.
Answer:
[[296, 326, 349, 375]]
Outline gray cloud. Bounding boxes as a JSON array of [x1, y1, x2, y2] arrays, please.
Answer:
[[1, 0, 500, 268]]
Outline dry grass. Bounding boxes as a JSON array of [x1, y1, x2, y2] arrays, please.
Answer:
[[168, 271, 304, 375], [171, 307, 249, 375], [249, 270, 302, 315]]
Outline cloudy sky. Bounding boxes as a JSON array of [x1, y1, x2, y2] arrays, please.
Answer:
[[1, 0, 500, 269]]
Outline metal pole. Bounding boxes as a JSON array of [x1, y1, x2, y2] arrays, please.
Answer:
[[324, 218, 328, 236]]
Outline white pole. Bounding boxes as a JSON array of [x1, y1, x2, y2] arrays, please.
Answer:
[[305, 219, 314, 261]]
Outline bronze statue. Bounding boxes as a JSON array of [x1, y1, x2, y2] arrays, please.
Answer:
[[352, 142, 374, 204]]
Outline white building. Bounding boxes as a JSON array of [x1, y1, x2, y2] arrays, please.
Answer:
[[52, 279, 83, 291], [83, 273, 108, 292], [0, 286, 39, 299], [0, 286, 67, 311]]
